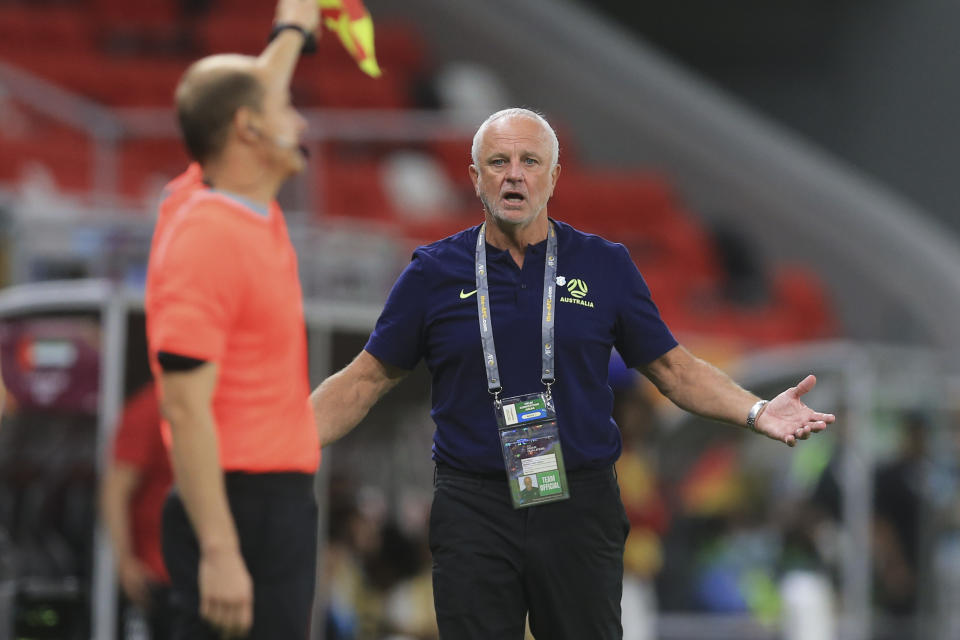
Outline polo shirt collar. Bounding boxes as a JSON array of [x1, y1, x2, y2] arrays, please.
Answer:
[[482, 232, 549, 263], [210, 189, 271, 218]]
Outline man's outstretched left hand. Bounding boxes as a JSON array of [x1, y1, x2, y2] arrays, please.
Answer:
[[755, 374, 836, 447]]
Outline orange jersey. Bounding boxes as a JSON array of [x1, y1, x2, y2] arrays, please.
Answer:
[[152, 162, 205, 254], [145, 172, 319, 473]]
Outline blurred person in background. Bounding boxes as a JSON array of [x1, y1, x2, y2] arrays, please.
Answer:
[[323, 479, 387, 640], [806, 410, 928, 622], [931, 412, 960, 640], [609, 355, 669, 640], [310, 107, 835, 639], [144, 0, 322, 637], [381, 521, 439, 640], [873, 412, 929, 617], [100, 381, 173, 640], [322, 476, 440, 640]]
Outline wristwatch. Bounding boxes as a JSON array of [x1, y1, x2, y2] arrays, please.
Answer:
[[746, 400, 768, 432], [268, 23, 318, 54]]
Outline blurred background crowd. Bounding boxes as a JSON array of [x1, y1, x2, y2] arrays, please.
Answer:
[[3, 1, 960, 639]]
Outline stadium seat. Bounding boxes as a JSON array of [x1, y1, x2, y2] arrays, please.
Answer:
[[88, 0, 180, 32], [0, 2, 839, 349], [549, 170, 677, 230], [197, 15, 271, 56], [0, 6, 95, 56], [2, 51, 184, 107], [299, 65, 412, 109], [770, 265, 837, 341], [317, 159, 397, 221], [0, 135, 94, 192], [427, 137, 475, 192], [119, 138, 191, 200]]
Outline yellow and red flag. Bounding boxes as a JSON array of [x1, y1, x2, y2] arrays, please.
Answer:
[[318, 0, 382, 78]]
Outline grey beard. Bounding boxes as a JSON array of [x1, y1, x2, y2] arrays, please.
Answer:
[[480, 193, 543, 226], [479, 192, 500, 220]]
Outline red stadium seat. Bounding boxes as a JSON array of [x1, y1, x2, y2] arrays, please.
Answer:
[[316, 159, 397, 221], [214, 0, 276, 23], [119, 138, 191, 200], [0, 6, 95, 56], [770, 265, 837, 341], [655, 264, 837, 347], [427, 137, 476, 198], [88, 0, 180, 30], [197, 15, 271, 55], [0, 134, 95, 192], [0, 3, 840, 349], [549, 170, 677, 231], [367, 22, 428, 79], [1, 51, 184, 107], [305, 67, 411, 109]]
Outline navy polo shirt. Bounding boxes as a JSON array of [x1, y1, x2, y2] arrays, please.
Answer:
[[364, 220, 677, 473]]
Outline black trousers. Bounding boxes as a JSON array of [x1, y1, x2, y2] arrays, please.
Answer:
[[162, 472, 318, 640], [430, 464, 629, 640]]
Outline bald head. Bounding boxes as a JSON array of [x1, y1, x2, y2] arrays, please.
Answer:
[[471, 108, 559, 170], [176, 54, 266, 164]]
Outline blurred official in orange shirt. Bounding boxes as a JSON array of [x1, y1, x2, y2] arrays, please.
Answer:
[[144, 0, 322, 637]]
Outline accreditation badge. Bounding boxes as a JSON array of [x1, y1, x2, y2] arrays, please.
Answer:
[[495, 392, 570, 509]]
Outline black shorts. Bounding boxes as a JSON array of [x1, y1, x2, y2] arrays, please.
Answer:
[[430, 463, 629, 640], [162, 472, 318, 640]]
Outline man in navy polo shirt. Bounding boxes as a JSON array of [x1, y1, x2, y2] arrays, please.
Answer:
[[310, 107, 835, 639]]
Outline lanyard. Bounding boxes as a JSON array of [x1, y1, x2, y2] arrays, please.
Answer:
[[475, 221, 558, 405]]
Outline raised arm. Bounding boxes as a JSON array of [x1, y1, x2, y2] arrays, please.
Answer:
[[640, 345, 835, 447], [311, 350, 410, 446], [256, 0, 320, 90], [161, 362, 252, 637]]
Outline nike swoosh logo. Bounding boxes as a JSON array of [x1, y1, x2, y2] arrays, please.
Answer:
[[460, 289, 478, 299]]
